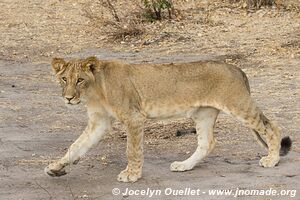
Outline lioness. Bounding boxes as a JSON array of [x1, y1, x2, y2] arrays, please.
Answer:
[[45, 56, 291, 182]]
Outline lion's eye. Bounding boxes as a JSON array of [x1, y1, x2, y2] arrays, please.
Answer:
[[62, 77, 67, 82], [77, 78, 84, 84]]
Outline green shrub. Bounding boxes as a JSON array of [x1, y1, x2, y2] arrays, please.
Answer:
[[141, 0, 173, 21]]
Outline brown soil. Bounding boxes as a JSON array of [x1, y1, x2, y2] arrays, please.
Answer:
[[0, 0, 299, 199]]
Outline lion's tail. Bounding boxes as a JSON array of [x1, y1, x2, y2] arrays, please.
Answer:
[[252, 130, 292, 156]]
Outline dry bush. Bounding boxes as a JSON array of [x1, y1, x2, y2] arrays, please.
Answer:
[[83, 0, 145, 41]]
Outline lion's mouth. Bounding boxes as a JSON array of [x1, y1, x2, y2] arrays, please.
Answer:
[[67, 101, 80, 105], [64, 99, 81, 105]]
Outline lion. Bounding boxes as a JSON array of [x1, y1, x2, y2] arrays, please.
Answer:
[[45, 56, 292, 182]]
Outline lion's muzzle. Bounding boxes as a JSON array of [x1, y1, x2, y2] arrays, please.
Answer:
[[64, 95, 81, 105]]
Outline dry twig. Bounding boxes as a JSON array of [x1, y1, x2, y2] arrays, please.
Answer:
[[35, 180, 53, 200]]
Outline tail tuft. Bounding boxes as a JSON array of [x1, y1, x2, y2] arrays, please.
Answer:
[[280, 136, 292, 156]]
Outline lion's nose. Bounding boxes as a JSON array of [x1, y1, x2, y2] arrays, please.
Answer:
[[65, 96, 74, 101]]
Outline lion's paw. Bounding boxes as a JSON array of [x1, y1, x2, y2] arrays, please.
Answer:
[[117, 169, 141, 183], [44, 162, 67, 177], [170, 161, 193, 172], [259, 156, 279, 168]]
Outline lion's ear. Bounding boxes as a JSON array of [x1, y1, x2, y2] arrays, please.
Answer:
[[52, 58, 66, 74], [83, 56, 99, 73]]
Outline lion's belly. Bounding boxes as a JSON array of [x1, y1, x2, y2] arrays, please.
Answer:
[[142, 103, 199, 120]]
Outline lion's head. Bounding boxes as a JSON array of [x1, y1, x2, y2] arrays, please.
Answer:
[[51, 56, 99, 105]]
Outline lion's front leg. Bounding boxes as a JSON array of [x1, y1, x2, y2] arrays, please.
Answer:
[[45, 112, 111, 177], [117, 114, 144, 183]]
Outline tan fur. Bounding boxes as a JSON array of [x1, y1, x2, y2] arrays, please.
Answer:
[[45, 56, 283, 182]]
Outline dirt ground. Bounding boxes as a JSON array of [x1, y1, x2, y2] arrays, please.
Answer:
[[0, 0, 299, 200]]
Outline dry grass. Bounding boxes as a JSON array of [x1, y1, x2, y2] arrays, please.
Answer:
[[105, 21, 145, 40], [247, 0, 275, 8], [230, 0, 300, 10]]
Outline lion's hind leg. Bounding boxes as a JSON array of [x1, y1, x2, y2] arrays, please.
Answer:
[[224, 97, 286, 168], [170, 107, 219, 172]]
